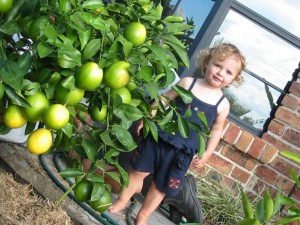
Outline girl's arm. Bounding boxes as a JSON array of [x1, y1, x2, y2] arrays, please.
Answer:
[[191, 100, 230, 168]]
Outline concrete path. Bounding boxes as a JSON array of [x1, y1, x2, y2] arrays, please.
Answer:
[[0, 141, 176, 225]]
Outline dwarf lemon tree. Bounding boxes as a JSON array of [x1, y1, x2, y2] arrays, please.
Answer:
[[0, 0, 205, 212]]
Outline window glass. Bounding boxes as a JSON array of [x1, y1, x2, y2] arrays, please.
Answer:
[[224, 72, 281, 131], [211, 10, 300, 90], [169, 0, 215, 38], [236, 0, 300, 38]]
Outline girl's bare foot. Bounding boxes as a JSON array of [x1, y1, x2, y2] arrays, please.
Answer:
[[135, 211, 148, 225], [108, 199, 127, 213]]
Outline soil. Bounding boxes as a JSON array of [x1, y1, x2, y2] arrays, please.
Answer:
[[0, 158, 75, 225]]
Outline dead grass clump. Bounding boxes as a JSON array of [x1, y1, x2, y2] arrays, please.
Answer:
[[0, 170, 74, 225]]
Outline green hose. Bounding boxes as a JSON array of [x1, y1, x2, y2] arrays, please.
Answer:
[[39, 152, 118, 225]]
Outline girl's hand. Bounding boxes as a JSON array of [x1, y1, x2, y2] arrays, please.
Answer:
[[136, 120, 144, 136], [190, 156, 206, 169]]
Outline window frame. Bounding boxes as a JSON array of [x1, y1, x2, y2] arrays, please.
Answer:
[[175, 0, 300, 136]]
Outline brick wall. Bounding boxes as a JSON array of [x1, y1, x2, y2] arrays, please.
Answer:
[[191, 64, 300, 200]]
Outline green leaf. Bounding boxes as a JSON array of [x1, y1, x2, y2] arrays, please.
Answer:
[[144, 118, 158, 142], [4, 84, 30, 107], [78, 30, 90, 50], [106, 171, 121, 187], [112, 125, 137, 151], [113, 103, 144, 121], [24, 122, 38, 135], [104, 149, 119, 164], [0, 122, 11, 135], [172, 85, 193, 104], [43, 25, 58, 41], [164, 21, 194, 33], [163, 34, 186, 49], [178, 115, 190, 138], [197, 133, 206, 158], [288, 167, 300, 188], [0, 20, 21, 34], [59, 168, 85, 178], [79, 12, 107, 30], [100, 130, 125, 151], [255, 199, 264, 224], [273, 189, 282, 216], [197, 111, 210, 134], [82, 138, 98, 162], [62, 123, 73, 138], [276, 216, 300, 224], [22, 80, 40, 95], [37, 42, 53, 58], [158, 109, 173, 126], [0, 60, 23, 90], [145, 83, 159, 100], [83, 39, 101, 59], [114, 161, 129, 187], [166, 41, 190, 68], [280, 151, 300, 164], [146, 45, 167, 62], [82, 0, 104, 9], [91, 182, 105, 201], [17, 51, 32, 75], [280, 196, 296, 206]]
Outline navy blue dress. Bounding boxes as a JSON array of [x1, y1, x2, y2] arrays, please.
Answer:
[[131, 78, 225, 196]]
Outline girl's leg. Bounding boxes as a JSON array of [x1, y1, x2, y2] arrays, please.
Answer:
[[135, 182, 165, 225], [109, 169, 150, 213]]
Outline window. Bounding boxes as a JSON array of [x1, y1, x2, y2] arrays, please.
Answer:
[[169, 0, 215, 38], [179, 0, 300, 136]]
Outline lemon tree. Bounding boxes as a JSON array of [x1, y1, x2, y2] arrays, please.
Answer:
[[0, 0, 202, 211]]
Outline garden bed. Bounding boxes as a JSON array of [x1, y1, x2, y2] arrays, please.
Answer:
[[0, 159, 74, 225]]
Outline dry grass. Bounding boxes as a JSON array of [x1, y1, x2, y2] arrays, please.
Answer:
[[0, 169, 74, 225], [194, 173, 244, 225]]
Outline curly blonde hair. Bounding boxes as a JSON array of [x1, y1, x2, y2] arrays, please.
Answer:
[[196, 43, 246, 86]]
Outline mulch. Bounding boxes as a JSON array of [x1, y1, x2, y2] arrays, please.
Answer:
[[0, 161, 75, 225]]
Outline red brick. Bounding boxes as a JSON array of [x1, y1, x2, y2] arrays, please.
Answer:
[[282, 128, 300, 148], [289, 81, 300, 96], [234, 131, 254, 153], [207, 153, 233, 175], [223, 122, 241, 145], [222, 145, 258, 171], [253, 179, 276, 197], [231, 167, 251, 183], [292, 187, 300, 201], [270, 154, 300, 177], [255, 165, 278, 185], [282, 94, 300, 110], [259, 144, 278, 164], [247, 138, 266, 159], [275, 175, 294, 194], [262, 133, 295, 151], [275, 106, 300, 130], [268, 119, 286, 136]]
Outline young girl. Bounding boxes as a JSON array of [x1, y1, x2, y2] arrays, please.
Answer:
[[109, 43, 246, 225]]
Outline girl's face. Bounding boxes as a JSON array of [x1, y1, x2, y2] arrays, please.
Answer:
[[205, 54, 242, 89]]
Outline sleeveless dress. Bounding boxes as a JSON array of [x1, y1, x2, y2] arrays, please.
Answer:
[[158, 78, 225, 156], [131, 78, 225, 196]]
